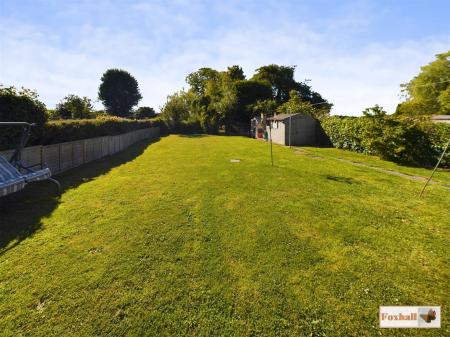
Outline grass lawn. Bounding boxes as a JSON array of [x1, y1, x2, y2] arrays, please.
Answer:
[[0, 135, 449, 336]]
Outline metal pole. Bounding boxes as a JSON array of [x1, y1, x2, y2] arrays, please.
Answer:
[[419, 138, 450, 197], [269, 122, 273, 167], [289, 115, 291, 148]]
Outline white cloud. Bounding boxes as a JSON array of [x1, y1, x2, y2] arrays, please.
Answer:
[[0, 1, 448, 115]]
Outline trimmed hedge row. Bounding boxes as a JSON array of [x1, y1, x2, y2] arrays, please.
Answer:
[[156, 118, 203, 135], [0, 116, 159, 150], [321, 116, 450, 167]]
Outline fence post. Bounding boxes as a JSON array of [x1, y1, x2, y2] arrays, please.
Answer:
[[83, 139, 87, 164], [58, 143, 62, 173]]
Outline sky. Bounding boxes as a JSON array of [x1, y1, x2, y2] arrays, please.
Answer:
[[0, 0, 449, 116]]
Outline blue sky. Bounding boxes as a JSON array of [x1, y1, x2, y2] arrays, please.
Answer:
[[1, 0, 449, 115]]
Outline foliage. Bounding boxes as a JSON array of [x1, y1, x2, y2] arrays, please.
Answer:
[[185, 68, 220, 97], [0, 86, 47, 125], [396, 50, 450, 115], [226, 65, 245, 81], [251, 99, 277, 117], [321, 109, 450, 167], [277, 90, 330, 118], [252, 64, 297, 103], [160, 91, 194, 127], [163, 64, 331, 134], [98, 69, 142, 117], [133, 106, 156, 119], [0, 115, 158, 150], [231, 80, 273, 123], [54, 94, 94, 119], [0, 86, 48, 150], [251, 65, 332, 113]]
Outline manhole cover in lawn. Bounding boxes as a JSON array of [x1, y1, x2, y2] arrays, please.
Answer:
[[230, 159, 240, 163]]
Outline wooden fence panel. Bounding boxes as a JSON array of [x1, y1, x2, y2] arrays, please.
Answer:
[[84, 139, 95, 163], [101, 137, 110, 157], [72, 140, 84, 168], [0, 150, 14, 161], [21, 146, 42, 168], [1, 127, 159, 175], [92, 138, 103, 160], [42, 144, 60, 174], [60, 142, 73, 172]]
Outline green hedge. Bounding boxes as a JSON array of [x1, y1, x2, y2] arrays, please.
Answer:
[[0, 116, 159, 150], [155, 117, 203, 135], [321, 116, 450, 167]]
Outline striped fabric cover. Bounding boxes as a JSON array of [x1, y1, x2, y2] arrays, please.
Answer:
[[0, 178, 26, 197], [0, 155, 26, 197], [23, 168, 52, 183]]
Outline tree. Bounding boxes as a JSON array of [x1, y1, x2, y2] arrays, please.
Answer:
[[362, 104, 388, 118], [160, 91, 193, 126], [55, 94, 93, 119], [252, 64, 297, 103], [277, 90, 330, 119], [226, 65, 245, 81], [0, 86, 47, 149], [0, 86, 47, 125], [396, 51, 450, 115], [252, 64, 332, 113], [252, 99, 277, 117], [234, 80, 273, 117], [98, 69, 142, 117], [185, 68, 220, 97], [134, 106, 156, 119]]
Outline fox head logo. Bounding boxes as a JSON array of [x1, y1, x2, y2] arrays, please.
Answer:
[[420, 309, 437, 323]]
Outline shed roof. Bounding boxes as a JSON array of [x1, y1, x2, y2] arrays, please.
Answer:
[[268, 113, 301, 121], [431, 115, 450, 121]]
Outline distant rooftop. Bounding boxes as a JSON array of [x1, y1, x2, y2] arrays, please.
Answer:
[[269, 113, 301, 121], [431, 115, 450, 120]]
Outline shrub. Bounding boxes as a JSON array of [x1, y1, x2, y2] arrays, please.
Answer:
[[156, 116, 202, 135], [0, 86, 47, 150], [40, 116, 158, 145], [417, 121, 450, 167], [0, 115, 159, 150], [320, 116, 366, 152], [321, 114, 450, 167]]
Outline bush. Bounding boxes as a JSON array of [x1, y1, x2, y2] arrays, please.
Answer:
[[321, 115, 450, 167], [0, 86, 47, 150], [320, 116, 366, 152], [156, 117, 202, 135], [417, 121, 450, 167], [0, 115, 159, 150]]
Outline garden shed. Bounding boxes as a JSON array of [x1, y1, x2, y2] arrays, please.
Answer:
[[267, 113, 327, 146]]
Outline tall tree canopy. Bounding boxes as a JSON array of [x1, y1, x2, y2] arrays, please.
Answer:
[[396, 51, 450, 115], [252, 65, 297, 104], [226, 65, 246, 81], [98, 69, 142, 117], [163, 64, 331, 134], [251, 64, 331, 111]]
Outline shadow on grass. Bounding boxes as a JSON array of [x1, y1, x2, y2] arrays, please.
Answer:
[[176, 133, 208, 138], [325, 175, 359, 184], [0, 138, 157, 256]]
